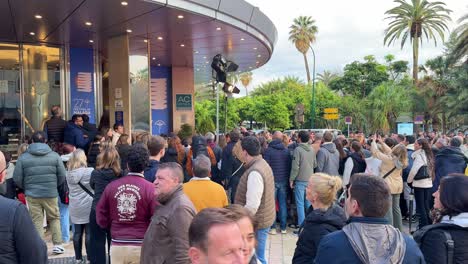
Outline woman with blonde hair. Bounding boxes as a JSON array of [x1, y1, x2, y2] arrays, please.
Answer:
[[89, 145, 121, 264], [371, 134, 408, 231], [66, 149, 94, 263], [293, 173, 346, 263]]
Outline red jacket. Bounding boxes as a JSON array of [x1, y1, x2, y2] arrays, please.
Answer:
[[96, 173, 157, 245]]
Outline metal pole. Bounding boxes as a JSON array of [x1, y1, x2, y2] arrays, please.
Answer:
[[348, 124, 350, 138], [224, 96, 228, 133], [311, 47, 316, 129], [215, 79, 220, 140]]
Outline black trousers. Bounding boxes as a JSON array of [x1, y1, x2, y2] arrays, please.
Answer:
[[73, 223, 90, 260], [88, 209, 111, 264], [400, 192, 408, 218], [414, 187, 432, 229]]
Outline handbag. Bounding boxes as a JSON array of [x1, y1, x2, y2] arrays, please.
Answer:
[[414, 153, 430, 181]]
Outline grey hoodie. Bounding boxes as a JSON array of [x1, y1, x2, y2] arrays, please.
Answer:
[[290, 143, 317, 182], [316, 143, 340, 176], [343, 222, 406, 264], [13, 143, 66, 198]]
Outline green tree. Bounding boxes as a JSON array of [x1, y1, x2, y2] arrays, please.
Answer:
[[252, 95, 291, 130], [451, 13, 468, 64], [384, 0, 452, 83], [194, 100, 215, 134], [329, 56, 389, 97], [317, 70, 339, 87], [289, 16, 318, 83]]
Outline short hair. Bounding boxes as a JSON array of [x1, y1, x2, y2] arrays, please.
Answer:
[[147, 136, 165, 156], [229, 130, 241, 142], [309, 173, 342, 207], [323, 131, 333, 142], [118, 134, 130, 145], [189, 208, 237, 252], [439, 175, 468, 217], [241, 136, 261, 156], [225, 204, 257, 231], [205, 132, 215, 142], [158, 162, 184, 182], [32, 131, 46, 143], [3, 151, 12, 163], [436, 137, 449, 146], [450, 137, 462, 147], [384, 137, 397, 148], [349, 174, 390, 217], [192, 154, 211, 178], [405, 135, 415, 144], [314, 133, 323, 142], [51, 105, 61, 117], [82, 114, 90, 123], [113, 123, 123, 131], [298, 130, 310, 143], [397, 134, 405, 142], [71, 114, 82, 122], [127, 145, 149, 173]]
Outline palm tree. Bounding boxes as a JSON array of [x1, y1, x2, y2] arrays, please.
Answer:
[[289, 16, 318, 83], [452, 13, 468, 63], [317, 70, 338, 86], [384, 0, 451, 84], [239, 72, 253, 96]]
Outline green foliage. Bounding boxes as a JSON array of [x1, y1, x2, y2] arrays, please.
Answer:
[[329, 56, 389, 97], [178, 123, 194, 140], [451, 13, 468, 64], [252, 95, 291, 130], [195, 100, 215, 134]]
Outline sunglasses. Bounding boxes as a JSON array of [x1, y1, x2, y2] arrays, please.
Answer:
[[0, 162, 9, 174]]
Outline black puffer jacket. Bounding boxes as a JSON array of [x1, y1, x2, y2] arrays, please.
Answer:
[[90, 168, 119, 210], [293, 204, 347, 263], [264, 139, 291, 183], [415, 222, 468, 264]]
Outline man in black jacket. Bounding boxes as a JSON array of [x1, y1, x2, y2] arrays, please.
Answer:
[[44, 105, 67, 143], [0, 150, 47, 264], [221, 130, 244, 203]]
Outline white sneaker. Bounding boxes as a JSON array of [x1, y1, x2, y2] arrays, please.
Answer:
[[52, 245, 65, 254], [281, 229, 287, 234], [269, 229, 277, 235]]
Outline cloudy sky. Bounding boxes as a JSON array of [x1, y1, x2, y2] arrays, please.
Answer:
[[245, 0, 466, 90]]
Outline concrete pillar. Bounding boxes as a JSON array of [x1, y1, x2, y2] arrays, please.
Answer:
[[171, 67, 195, 132], [107, 35, 131, 136]]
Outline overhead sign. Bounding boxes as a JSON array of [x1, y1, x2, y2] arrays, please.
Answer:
[[324, 113, 339, 120], [397, 123, 414, 135], [345, 116, 352, 124], [176, 94, 192, 110], [324, 108, 338, 114], [414, 115, 424, 124]]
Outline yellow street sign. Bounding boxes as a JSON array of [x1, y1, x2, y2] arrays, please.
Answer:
[[324, 113, 339, 120], [324, 108, 338, 114]]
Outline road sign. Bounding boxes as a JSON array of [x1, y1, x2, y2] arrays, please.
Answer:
[[324, 113, 339, 120], [345, 116, 352, 124], [414, 115, 424, 124], [324, 108, 338, 114]]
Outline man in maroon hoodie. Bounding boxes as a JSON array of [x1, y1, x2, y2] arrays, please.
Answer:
[[97, 145, 157, 264]]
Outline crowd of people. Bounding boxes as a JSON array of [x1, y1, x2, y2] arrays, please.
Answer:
[[0, 106, 467, 264]]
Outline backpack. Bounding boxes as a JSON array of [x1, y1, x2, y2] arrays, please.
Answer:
[[413, 223, 465, 264]]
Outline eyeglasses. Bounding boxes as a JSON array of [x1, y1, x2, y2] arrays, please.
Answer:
[[0, 162, 10, 174]]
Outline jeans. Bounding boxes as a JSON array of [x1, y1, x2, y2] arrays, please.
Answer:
[[73, 224, 90, 261], [414, 187, 432, 229], [271, 182, 288, 231], [58, 199, 70, 243], [89, 209, 111, 264], [294, 181, 311, 226], [110, 245, 142, 264], [256, 228, 269, 264], [385, 194, 403, 231], [26, 197, 63, 245]]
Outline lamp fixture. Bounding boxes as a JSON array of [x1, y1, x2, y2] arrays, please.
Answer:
[[152, 57, 156, 60], [257, 54, 261, 58], [216, 27, 221, 31], [180, 44, 185, 47], [126, 29, 132, 33], [157, 64, 161, 66], [29, 32, 35, 36], [85, 21, 92, 26], [144, 39, 148, 43], [89, 40, 94, 43], [177, 15, 184, 19], [121, 1, 128, 6], [35, 15, 42, 19], [253, 47, 257, 50], [240, 38, 245, 41], [157, 36, 163, 40]]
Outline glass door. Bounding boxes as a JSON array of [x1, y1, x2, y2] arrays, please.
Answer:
[[0, 43, 21, 157]]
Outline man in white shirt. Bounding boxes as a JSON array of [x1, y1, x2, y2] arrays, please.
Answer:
[[234, 136, 275, 264]]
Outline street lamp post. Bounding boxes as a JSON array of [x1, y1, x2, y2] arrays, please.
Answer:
[[310, 47, 316, 129]]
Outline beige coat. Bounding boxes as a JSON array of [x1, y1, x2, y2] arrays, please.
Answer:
[[371, 141, 403, 194]]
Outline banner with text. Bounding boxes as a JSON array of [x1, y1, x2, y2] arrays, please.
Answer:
[[70, 48, 96, 123], [150, 66, 172, 135]]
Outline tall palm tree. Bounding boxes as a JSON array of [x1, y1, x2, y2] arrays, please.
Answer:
[[452, 13, 468, 64], [384, 0, 451, 84], [289, 16, 318, 83], [317, 70, 338, 87], [239, 72, 253, 96]]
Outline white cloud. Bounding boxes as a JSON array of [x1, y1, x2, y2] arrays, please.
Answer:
[[247, 0, 466, 88]]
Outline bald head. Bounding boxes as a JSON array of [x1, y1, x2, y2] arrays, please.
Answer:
[[0, 151, 6, 183], [273, 131, 283, 140]]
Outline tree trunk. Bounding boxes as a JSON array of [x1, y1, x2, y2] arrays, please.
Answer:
[[303, 53, 311, 84], [412, 38, 419, 84]]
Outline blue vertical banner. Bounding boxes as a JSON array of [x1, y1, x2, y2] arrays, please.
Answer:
[[150, 66, 172, 135], [69, 48, 96, 123]]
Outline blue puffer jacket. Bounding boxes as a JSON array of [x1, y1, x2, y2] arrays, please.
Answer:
[[63, 122, 89, 150], [433, 147, 467, 193], [264, 139, 291, 183], [13, 143, 66, 198]]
